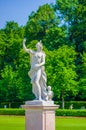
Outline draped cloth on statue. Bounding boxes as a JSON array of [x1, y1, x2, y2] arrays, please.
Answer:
[[29, 65, 47, 100]]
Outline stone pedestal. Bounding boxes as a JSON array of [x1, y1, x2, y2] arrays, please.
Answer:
[[22, 100, 59, 130]]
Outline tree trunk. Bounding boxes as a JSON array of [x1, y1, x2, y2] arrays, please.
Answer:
[[9, 102, 11, 108], [62, 90, 65, 109]]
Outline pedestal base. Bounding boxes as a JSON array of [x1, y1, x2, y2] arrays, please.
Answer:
[[22, 100, 59, 130]]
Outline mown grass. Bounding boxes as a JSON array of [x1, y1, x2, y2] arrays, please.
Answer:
[[0, 116, 86, 130], [0, 116, 25, 130], [56, 117, 86, 130]]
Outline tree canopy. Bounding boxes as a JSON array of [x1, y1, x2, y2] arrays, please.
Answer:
[[0, 1, 86, 108]]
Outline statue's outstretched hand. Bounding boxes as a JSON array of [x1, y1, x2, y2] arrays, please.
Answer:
[[23, 38, 26, 43]]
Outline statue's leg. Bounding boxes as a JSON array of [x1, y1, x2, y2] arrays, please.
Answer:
[[28, 71, 39, 100], [32, 82, 38, 99], [35, 69, 42, 100]]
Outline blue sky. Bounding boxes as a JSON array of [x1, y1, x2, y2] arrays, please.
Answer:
[[0, 0, 55, 29]]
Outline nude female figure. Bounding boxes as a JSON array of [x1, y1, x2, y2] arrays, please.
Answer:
[[23, 39, 48, 100]]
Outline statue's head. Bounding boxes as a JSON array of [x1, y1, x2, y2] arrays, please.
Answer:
[[36, 41, 43, 51], [48, 86, 51, 91]]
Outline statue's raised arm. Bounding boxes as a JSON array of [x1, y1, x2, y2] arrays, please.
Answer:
[[22, 38, 30, 53], [23, 38, 35, 55]]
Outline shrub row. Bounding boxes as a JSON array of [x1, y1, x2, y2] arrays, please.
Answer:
[[0, 108, 25, 115], [55, 101, 86, 109], [56, 109, 86, 117], [0, 108, 86, 117]]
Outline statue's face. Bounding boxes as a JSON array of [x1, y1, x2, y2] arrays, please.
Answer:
[[36, 45, 41, 51], [36, 43, 42, 52]]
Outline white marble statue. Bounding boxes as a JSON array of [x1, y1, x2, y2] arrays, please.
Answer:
[[23, 39, 50, 101]]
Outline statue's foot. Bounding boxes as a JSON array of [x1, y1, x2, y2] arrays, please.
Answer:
[[44, 96, 48, 101], [38, 97, 43, 101], [34, 97, 43, 101]]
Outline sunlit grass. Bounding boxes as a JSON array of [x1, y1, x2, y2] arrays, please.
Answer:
[[0, 115, 86, 130], [0, 116, 25, 130], [56, 117, 86, 130]]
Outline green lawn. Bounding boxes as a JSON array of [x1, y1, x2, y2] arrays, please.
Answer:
[[0, 116, 86, 130], [56, 117, 86, 130], [0, 116, 25, 130]]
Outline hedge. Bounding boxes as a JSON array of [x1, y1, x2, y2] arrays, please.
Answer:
[[0, 108, 25, 115], [56, 109, 86, 117], [0, 108, 86, 117]]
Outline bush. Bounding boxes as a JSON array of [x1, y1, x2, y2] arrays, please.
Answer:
[[0, 108, 25, 115], [0, 108, 86, 117], [56, 109, 86, 117]]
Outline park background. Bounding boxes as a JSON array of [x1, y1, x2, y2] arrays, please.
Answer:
[[0, 0, 86, 110]]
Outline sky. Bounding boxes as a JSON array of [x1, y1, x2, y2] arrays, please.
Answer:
[[0, 0, 55, 29]]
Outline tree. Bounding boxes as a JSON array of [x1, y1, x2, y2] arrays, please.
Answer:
[[0, 21, 26, 106], [1, 65, 19, 107], [55, 0, 86, 51], [79, 52, 86, 100], [3, 21, 25, 68], [46, 45, 77, 108], [55, 0, 86, 101], [0, 30, 7, 72], [25, 4, 59, 42], [0, 0, 86, 105], [43, 26, 67, 50]]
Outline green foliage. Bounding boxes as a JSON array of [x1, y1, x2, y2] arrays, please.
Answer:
[[46, 45, 77, 108], [1, 65, 18, 102], [55, 0, 86, 102], [56, 0, 86, 52], [43, 27, 67, 50], [78, 52, 86, 99], [56, 101, 86, 109], [0, 102, 24, 108], [0, 108, 25, 115], [0, 1, 86, 106], [0, 30, 7, 71], [56, 0, 78, 22], [56, 109, 86, 117], [0, 108, 86, 117], [25, 4, 59, 42]]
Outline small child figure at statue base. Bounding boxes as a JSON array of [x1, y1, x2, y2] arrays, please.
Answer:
[[47, 86, 53, 101]]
